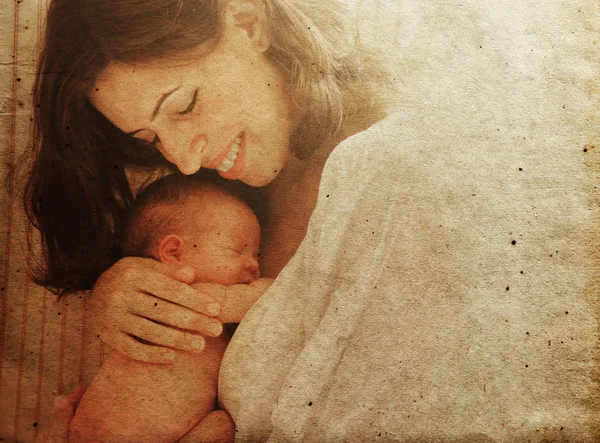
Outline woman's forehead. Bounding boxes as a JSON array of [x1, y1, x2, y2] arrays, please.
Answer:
[[91, 62, 175, 103], [91, 46, 209, 98], [89, 61, 180, 132], [89, 54, 208, 132]]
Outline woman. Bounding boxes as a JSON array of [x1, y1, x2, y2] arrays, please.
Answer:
[[28, 0, 390, 358], [28, 0, 599, 441]]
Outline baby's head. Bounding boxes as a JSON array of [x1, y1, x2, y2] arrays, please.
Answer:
[[124, 175, 260, 286]]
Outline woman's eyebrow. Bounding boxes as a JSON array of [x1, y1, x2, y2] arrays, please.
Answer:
[[151, 86, 180, 121], [125, 86, 181, 137]]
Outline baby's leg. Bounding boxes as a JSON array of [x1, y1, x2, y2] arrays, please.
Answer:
[[178, 410, 235, 443]]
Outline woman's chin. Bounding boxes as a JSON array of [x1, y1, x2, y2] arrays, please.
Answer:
[[240, 173, 278, 188]]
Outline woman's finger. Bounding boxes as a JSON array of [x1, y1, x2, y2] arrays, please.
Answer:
[[124, 316, 209, 352], [139, 258, 196, 284], [136, 274, 221, 316], [115, 334, 177, 364], [130, 292, 223, 337]]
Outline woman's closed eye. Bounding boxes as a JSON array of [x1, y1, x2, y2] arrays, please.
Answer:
[[177, 89, 198, 116], [228, 245, 259, 259]]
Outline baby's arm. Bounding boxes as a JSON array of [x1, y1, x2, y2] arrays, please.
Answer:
[[193, 278, 273, 324]]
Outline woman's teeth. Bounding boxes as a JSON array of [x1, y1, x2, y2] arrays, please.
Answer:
[[218, 136, 242, 172]]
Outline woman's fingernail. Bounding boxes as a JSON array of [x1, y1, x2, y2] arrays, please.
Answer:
[[162, 350, 175, 361], [191, 338, 205, 351], [209, 322, 223, 336], [208, 302, 221, 316], [178, 267, 195, 283]]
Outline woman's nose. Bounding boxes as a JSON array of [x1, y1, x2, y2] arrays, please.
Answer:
[[156, 127, 207, 175]]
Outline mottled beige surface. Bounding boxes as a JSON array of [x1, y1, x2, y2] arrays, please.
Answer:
[[1, 1, 599, 442]]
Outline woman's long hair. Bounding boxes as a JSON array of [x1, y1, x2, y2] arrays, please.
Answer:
[[25, 0, 393, 296]]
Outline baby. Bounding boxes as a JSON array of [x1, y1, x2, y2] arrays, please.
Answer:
[[69, 175, 272, 442]]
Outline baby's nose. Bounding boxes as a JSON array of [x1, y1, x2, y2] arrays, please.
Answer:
[[244, 257, 260, 280]]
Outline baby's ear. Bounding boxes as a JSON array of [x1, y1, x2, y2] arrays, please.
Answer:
[[157, 234, 184, 263]]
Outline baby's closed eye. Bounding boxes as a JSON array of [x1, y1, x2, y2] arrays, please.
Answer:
[[228, 244, 259, 258], [227, 246, 244, 255]]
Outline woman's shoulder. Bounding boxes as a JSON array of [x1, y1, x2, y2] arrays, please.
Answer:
[[330, 112, 405, 160], [325, 111, 423, 180], [321, 111, 420, 192]]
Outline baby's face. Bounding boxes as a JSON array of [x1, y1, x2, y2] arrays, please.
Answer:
[[178, 194, 261, 286]]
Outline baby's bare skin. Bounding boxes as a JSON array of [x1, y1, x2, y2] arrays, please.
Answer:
[[70, 335, 229, 442], [69, 186, 271, 442], [69, 279, 272, 443]]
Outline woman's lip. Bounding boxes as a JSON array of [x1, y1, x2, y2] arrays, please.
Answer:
[[207, 133, 240, 169], [215, 133, 245, 180]]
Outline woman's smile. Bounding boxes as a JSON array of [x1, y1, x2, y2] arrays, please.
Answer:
[[210, 132, 246, 180]]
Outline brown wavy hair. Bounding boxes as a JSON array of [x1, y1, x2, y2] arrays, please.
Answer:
[[25, 0, 392, 296]]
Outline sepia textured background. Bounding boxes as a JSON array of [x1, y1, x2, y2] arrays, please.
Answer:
[[1, 0, 599, 441]]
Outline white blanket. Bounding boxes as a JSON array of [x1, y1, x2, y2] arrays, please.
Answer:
[[221, 1, 600, 441], [220, 48, 600, 441]]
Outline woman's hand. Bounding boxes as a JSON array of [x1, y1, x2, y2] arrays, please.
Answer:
[[88, 257, 224, 363]]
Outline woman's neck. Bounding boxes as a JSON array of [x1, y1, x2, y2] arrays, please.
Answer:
[[260, 108, 388, 278], [293, 106, 388, 176]]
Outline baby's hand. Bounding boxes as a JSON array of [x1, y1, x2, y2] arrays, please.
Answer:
[[247, 277, 274, 293], [192, 278, 274, 324]]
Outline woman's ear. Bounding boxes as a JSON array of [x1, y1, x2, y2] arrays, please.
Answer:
[[157, 234, 184, 263], [223, 0, 270, 52]]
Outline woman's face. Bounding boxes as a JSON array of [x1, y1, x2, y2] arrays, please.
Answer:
[[90, 5, 296, 187]]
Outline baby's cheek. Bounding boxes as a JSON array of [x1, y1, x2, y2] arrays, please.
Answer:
[[208, 262, 240, 286]]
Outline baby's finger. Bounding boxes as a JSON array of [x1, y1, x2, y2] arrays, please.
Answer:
[[115, 334, 177, 364], [38, 396, 73, 443], [51, 396, 73, 425], [126, 316, 208, 352], [139, 275, 221, 316], [132, 294, 223, 337], [68, 385, 87, 409]]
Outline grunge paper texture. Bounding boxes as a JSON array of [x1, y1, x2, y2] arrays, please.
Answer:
[[1, 0, 599, 442]]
